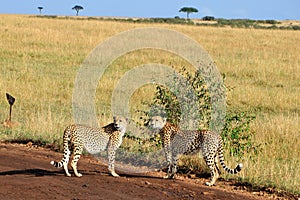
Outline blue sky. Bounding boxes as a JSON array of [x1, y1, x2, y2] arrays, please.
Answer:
[[0, 0, 299, 20]]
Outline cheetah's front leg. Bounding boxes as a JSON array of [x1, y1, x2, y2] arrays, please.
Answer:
[[164, 164, 173, 179], [163, 145, 174, 179], [107, 146, 119, 177], [169, 155, 179, 179]]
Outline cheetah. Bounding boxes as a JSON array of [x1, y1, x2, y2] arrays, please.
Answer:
[[149, 116, 243, 186], [51, 116, 127, 177]]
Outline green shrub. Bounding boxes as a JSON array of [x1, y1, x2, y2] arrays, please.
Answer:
[[202, 16, 215, 21], [146, 67, 261, 160], [222, 111, 261, 159], [151, 67, 211, 128], [265, 19, 279, 24], [292, 25, 300, 30]]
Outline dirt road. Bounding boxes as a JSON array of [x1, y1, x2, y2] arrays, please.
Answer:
[[0, 142, 292, 200]]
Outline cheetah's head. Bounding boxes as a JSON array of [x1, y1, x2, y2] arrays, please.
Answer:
[[113, 116, 127, 132], [149, 116, 167, 130]]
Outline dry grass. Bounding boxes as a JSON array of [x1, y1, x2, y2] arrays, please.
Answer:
[[0, 14, 299, 193]]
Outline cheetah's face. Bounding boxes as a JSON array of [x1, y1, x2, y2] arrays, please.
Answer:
[[149, 116, 167, 130], [113, 116, 127, 131]]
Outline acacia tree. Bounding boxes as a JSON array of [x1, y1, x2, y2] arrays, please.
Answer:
[[72, 5, 84, 16], [37, 6, 43, 15], [179, 7, 198, 19]]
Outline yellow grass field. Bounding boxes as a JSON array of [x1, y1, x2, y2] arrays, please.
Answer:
[[0, 14, 299, 194]]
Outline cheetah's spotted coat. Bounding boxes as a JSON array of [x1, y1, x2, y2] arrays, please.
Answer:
[[149, 116, 243, 186], [51, 116, 127, 177]]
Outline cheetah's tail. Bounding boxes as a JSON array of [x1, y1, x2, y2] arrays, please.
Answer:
[[50, 126, 72, 168], [218, 143, 243, 174], [50, 160, 64, 168], [50, 146, 70, 168]]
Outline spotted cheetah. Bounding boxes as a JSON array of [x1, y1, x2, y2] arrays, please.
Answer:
[[51, 116, 127, 177], [149, 116, 243, 186]]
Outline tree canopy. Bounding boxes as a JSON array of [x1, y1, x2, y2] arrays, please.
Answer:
[[72, 5, 84, 16], [37, 6, 43, 15], [179, 7, 198, 19]]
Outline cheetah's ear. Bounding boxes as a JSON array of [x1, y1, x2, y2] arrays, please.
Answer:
[[123, 117, 129, 122], [113, 116, 116, 121], [162, 117, 167, 123]]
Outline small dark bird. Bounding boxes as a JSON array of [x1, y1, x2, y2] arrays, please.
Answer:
[[6, 93, 15, 122], [6, 93, 15, 106], [2, 93, 19, 128]]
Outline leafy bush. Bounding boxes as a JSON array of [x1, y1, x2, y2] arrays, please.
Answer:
[[202, 16, 215, 21], [292, 25, 300, 30], [146, 67, 261, 159], [265, 19, 279, 24], [222, 111, 261, 159], [214, 18, 289, 30], [151, 67, 211, 129]]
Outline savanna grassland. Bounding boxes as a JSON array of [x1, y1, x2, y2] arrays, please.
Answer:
[[0, 14, 299, 194]]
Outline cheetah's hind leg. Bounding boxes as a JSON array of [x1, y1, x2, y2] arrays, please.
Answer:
[[204, 154, 220, 186], [50, 147, 72, 177], [108, 169, 120, 177], [70, 146, 83, 177], [63, 162, 72, 177]]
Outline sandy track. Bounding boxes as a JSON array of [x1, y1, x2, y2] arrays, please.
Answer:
[[0, 142, 276, 199]]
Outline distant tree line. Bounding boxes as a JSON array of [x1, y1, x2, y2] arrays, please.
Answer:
[[38, 5, 200, 18], [35, 5, 300, 31], [37, 5, 84, 16]]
